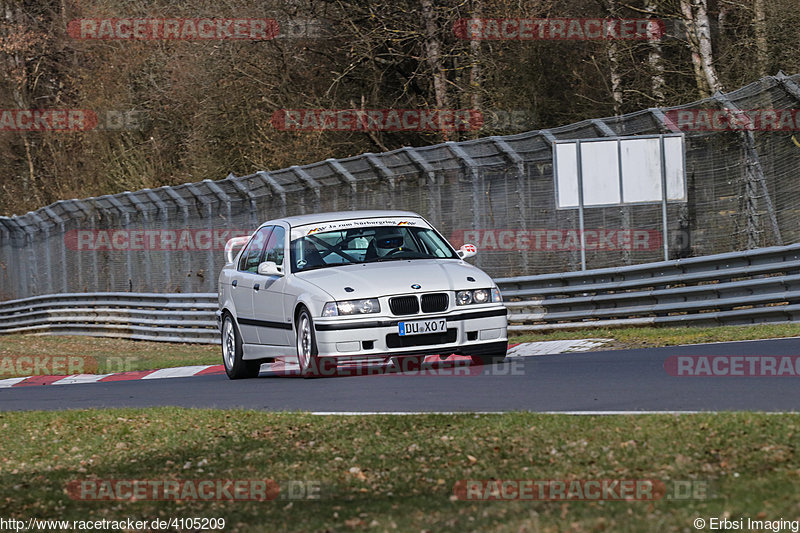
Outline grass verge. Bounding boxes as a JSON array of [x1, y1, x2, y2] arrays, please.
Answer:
[[0, 410, 797, 532]]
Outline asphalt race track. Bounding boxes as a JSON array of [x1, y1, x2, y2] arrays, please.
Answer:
[[1, 338, 799, 412]]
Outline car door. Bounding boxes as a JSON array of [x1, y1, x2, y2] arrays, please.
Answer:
[[233, 225, 273, 344], [252, 224, 291, 346]]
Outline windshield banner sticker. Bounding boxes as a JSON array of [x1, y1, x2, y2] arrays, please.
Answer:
[[291, 217, 428, 240]]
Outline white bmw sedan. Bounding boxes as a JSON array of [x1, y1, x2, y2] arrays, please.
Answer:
[[217, 210, 508, 378]]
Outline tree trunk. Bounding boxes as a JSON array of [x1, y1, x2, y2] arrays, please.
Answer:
[[646, 0, 666, 103], [420, 0, 450, 138], [754, 0, 769, 77], [680, 0, 722, 96], [606, 0, 623, 115], [1, 1, 36, 196]]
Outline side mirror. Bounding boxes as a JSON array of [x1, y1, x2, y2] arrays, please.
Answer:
[[457, 243, 477, 259], [224, 236, 251, 265], [257, 261, 284, 276]]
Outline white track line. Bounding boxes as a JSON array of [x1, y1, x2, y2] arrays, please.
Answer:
[[0, 377, 31, 388], [142, 365, 216, 379], [52, 374, 114, 385]]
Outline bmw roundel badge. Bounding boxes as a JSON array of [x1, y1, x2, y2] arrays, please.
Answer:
[[411, 284, 421, 289]]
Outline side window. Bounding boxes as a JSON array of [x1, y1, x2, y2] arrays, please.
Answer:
[[263, 226, 286, 267], [238, 226, 273, 273]]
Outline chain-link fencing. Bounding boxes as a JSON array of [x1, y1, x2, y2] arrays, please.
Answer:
[[1, 73, 799, 301]]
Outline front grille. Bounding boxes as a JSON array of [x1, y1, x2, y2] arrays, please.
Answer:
[[386, 329, 457, 348], [389, 296, 419, 315], [421, 293, 449, 313]]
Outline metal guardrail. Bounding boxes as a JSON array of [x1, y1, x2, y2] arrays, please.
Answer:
[[2, 242, 800, 342], [499, 242, 800, 331], [0, 292, 219, 344]]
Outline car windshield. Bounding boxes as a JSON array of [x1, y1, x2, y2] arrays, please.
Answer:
[[290, 225, 458, 273]]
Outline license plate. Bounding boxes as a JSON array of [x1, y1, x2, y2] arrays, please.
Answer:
[[398, 319, 447, 336]]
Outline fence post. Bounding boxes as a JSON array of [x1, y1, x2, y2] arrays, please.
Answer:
[[141, 189, 172, 291], [326, 159, 358, 212], [256, 171, 287, 218], [161, 186, 191, 292], [714, 91, 782, 248], [402, 147, 440, 228], [42, 206, 68, 294]]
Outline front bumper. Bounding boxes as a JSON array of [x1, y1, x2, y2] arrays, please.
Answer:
[[313, 305, 508, 359]]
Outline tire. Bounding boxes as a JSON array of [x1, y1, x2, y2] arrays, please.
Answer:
[[221, 313, 262, 379], [296, 307, 321, 378]]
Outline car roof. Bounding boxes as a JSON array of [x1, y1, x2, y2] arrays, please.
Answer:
[[268, 210, 424, 228]]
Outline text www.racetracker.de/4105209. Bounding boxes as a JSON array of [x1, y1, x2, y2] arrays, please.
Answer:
[[0, 517, 226, 531]]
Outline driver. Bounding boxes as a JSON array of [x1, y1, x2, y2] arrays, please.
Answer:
[[366, 228, 405, 260]]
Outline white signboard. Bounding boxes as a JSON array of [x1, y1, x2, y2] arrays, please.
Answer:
[[555, 134, 685, 208]]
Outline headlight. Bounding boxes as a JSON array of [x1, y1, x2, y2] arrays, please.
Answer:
[[322, 298, 381, 317], [457, 288, 500, 306], [473, 289, 489, 303], [456, 290, 473, 306]]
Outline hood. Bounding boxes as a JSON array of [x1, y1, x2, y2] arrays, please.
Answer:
[[296, 260, 494, 300]]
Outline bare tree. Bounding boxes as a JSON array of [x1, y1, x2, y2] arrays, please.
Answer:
[[420, 0, 451, 137], [681, 0, 722, 96], [753, 0, 769, 77], [646, 0, 665, 103]]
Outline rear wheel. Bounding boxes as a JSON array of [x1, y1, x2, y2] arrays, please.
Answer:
[[222, 314, 262, 379]]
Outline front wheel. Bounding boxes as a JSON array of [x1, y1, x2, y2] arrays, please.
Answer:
[[222, 314, 262, 379], [296, 308, 321, 377]]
